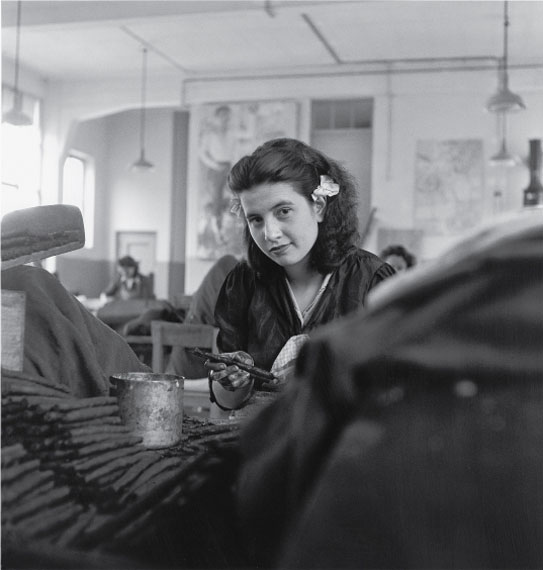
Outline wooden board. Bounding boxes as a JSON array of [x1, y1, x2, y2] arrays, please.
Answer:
[[1, 290, 26, 371]]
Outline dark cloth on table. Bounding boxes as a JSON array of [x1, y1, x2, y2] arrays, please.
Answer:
[[215, 248, 394, 371], [121, 301, 184, 336], [167, 255, 238, 378], [2, 265, 149, 397], [98, 298, 176, 334], [236, 213, 543, 568]]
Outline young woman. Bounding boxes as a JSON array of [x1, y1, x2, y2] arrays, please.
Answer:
[[102, 255, 154, 301], [205, 138, 394, 410]]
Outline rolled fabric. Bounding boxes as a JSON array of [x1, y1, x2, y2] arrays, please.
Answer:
[[1, 205, 85, 270]]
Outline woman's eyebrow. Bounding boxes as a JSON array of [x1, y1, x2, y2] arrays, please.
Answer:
[[245, 200, 294, 218]]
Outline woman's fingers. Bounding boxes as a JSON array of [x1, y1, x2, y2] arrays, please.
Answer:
[[232, 351, 254, 366], [228, 369, 252, 388], [208, 364, 251, 388], [204, 352, 254, 390], [205, 360, 226, 373], [208, 363, 250, 386]]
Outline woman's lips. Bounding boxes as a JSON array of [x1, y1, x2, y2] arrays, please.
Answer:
[[269, 244, 290, 255]]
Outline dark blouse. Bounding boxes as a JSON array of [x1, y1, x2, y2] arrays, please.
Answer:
[[214, 248, 395, 371]]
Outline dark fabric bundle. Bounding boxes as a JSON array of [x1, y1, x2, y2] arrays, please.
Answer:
[[2, 265, 149, 397], [237, 211, 543, 568]]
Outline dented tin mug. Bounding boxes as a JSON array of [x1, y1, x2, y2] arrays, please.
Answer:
[[110, 372, 185, 449]]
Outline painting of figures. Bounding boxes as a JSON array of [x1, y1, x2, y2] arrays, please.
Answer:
[[187, 101, 299, 262]]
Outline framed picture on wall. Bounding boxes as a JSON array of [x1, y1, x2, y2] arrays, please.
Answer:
[[414, 139, 484, 236], [186, 101, 299, 267]]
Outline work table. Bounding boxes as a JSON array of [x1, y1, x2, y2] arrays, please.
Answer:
[[1, 369, 242, 568]]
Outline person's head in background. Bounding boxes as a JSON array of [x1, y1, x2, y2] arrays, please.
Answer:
[[380, 244, 416, 273], [228, 138, 360, 278], [214, 105, 232, 130], [117, 255, 139, 280]]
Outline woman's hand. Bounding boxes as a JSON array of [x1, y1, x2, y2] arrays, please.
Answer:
[[204, 351, 254, 390]]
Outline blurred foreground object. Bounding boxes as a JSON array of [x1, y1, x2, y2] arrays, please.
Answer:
[[1, 205, 85, 270], [1, 204, 145, 395], [2, 265, 149, 396], [237, 209, 543, 568]]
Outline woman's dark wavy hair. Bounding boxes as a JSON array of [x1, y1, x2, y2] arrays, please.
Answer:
[[379, 244, 416, 268], [227, 138, 360, 275]]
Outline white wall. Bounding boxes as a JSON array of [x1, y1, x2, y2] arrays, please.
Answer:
[[104, 109, 175, 298], [53, 109, 176, 298], [65, 117, 110, 260], [16, 60, 543, 285], [37, 71, 182, 209], [183, 66, 543, 260]]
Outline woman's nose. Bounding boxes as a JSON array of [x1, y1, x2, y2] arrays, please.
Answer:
[[264, 218, 281, 241]]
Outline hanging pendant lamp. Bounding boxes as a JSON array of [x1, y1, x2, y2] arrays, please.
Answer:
[[490, 113, 518, 166], [3, 1, 33, 126], [130, 46, 154, 172], [490, 139, 518, 167], [485, 1, 525, 113]]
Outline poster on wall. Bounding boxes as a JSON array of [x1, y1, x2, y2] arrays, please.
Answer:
[[414, 139, 484, 236], [187, 101, 299, 262]]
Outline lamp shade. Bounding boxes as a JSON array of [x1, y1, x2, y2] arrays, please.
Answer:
[[485, 73, 526, 113], [130, 46, 154, 172], [131, 149, 155, 172], [2, 1, 33, 127], [485, 1, 526, 114], [3, 91, 32, 126], [489, 140, 518, 167]]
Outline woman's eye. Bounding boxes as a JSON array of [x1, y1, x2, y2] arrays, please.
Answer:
[[276, 207, 291, 217], [248, 217, 263, 226]]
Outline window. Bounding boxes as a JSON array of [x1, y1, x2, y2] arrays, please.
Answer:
[[62, 152, 95, 248], [312, 99, 373, 130], [1, 87, 42, 216]]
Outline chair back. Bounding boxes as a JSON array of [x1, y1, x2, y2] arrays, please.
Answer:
[[145, 272, 155, 299], [150, 321, 219, 373]]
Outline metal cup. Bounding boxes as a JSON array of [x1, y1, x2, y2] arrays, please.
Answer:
[[110, 372, 184, 449]]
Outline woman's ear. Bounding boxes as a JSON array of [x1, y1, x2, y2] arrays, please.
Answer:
[[312, 195, 327, 222]]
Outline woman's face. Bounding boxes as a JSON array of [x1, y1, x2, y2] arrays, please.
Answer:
[[119, 265, 137, 279], [240, 182, 324, 272]]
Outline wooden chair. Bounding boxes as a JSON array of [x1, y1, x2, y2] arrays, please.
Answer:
[[150, 320, 219, 374]]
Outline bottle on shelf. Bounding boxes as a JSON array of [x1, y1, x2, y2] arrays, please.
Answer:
[[523, 139, 543, 207]]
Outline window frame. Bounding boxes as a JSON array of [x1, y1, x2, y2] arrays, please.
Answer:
[[61, 150, 95, 249]]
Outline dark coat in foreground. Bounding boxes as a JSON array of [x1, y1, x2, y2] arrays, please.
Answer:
[[237, 212, 543, 569]]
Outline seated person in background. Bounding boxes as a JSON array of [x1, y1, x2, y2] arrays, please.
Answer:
[[233, 210, 543, 569], [184, 255, 239, 327], [379, 243, 416, 273], [204, 138, 394, 411], [2, 264, 149, 397], [165, 254, 238, 378], [102, 255, 154, 301]]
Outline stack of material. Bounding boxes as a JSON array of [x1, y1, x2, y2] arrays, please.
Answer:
[[1, 368, 240, 563]]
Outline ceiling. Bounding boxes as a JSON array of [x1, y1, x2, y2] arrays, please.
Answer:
[[2, 0, 543, 84]]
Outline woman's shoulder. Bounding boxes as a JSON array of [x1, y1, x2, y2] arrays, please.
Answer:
[[342, 247, 387, 269], [337, 247, 395, 283], [225, 258, 252, 278]]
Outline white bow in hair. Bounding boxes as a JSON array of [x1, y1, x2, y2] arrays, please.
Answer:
[[312, 175, 340, 201]]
